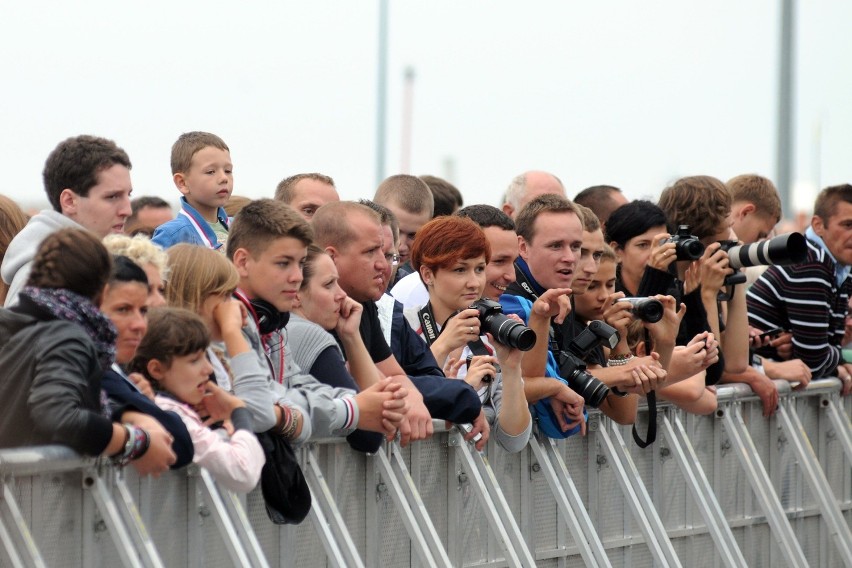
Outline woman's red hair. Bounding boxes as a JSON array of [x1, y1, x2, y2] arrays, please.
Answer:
[[410, 216, 491, 273]]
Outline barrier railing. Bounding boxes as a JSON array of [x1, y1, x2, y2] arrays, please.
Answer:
[[1, 379, 850, 567]]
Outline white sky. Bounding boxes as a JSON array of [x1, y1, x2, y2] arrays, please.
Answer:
[[1, 1, 850, 215]]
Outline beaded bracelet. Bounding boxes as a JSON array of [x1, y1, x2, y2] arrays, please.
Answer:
[[607, 353, 635, 367], [280, 407, 301, 441], [113, 424, 150, 466]]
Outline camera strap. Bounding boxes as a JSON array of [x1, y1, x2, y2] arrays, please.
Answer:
[[631, 328, 657, 448], [417, 303, 441, 346]]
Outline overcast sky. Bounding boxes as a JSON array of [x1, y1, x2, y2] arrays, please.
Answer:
[[2, 1, 850, 215]]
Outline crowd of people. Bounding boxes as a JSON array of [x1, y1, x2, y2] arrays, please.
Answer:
[[0, 131, 850, 506]]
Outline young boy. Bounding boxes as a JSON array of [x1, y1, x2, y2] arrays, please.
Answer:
[[726, 174, 782, 244], [152, 131, 233, 250], [226, 198, 408, 445]]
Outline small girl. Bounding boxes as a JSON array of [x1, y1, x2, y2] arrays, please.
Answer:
[[130, 308, 264, 493]]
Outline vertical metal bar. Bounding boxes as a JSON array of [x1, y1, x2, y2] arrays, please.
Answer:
[[303, 446, 365, 568], [448, 429, 535, 568], [193, 470, 252, 567], [0, 481, 45, 568], [374, 0, 389, 186], [776, 401, 852, 563], [597, 420, 682, 567], [89, 474, 145, 568], [720, 403, 809, 567], [776, 0, 796, 216], [662, 412, 747, 568], [372, 450, 441, 568], [527, 435, 611, 567]]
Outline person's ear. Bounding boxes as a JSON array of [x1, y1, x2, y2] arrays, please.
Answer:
[[635, 341, 647, 357], [420, 266, 435, 287], [610, 241, 624, 263], [517, 236, 530, 260], [173, 172, 189, 195], [502, 203, 515, 219], [324, 245, 338, 262], [146, 359, 165, 380], [231, 248, 251, 278], [811, 214, 826, 237], [739, 203, 756, 218], [291, 294, 302, 309], [58, 188, 77, 216]]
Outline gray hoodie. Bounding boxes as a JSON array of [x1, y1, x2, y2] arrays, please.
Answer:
[[2, 210, 83, 307]]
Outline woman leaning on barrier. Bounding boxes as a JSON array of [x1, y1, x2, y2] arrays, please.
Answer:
[[403, 216, 532, 453], [0, 228, 175, 474]]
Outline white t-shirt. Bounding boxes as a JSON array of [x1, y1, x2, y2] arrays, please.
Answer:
[[390, 271, 429, 308]]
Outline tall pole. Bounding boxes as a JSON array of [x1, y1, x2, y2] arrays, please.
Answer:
[[375, 0, 389, 187], [400, 66, 415, 174], [776, 0, 795, 218]]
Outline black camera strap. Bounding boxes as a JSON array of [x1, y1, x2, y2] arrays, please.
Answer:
[[417, 303, 441, 346], [418, 302, 494, 400], [631, 328, 657, 448]]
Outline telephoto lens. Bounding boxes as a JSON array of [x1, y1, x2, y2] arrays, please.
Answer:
[[470, 298, 537, 351], [619, 297, 664, 323], [722, 232, 807, 270]]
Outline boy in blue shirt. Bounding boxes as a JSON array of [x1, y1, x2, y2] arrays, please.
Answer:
[[153, 131, 232, 250]]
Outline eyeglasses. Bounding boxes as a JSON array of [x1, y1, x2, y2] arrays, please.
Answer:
[[385, 252, 400, 266]]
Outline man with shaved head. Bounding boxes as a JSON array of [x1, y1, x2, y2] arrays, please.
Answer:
[[501, 170, 566, 220]]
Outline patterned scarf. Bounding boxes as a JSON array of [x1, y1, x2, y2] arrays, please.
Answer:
[[20, 286, 117, 370]]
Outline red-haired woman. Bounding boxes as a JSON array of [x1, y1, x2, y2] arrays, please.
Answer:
[[403, 216, 531, 453]]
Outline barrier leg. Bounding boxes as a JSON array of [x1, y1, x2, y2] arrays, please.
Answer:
[[448, 428, 537, 568], [527, 435, 611, 567], [111, 471, 166, 568], [372, 446, 444, 568], [87, 471, 145, 568], [597, 420, 682, 568], [192, 469, 253, 567], [776, 401, 852, 564], [303, 445, 366, 568], [0, 480, 45, 568], [824, 397, 852, 466], [662, 410, 748, 568], [719, 402, 809, 567]]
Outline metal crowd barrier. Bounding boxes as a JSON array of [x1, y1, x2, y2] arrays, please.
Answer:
[[1, 379, 850, 567]]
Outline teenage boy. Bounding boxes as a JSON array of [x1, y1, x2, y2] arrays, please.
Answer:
[[312, 201, 484, 445], [153, 131, 233, 250], [3, 135, 132, 307], [226, 199, 408, 444], [373, 174, 434, 287], [726, 174, 782, 244]]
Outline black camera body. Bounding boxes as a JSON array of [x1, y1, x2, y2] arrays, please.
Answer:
[[619, 297, 664, 323], [469, 298, 536, 351], [666, 225, 705, 260], [556, 320, 620, 408]]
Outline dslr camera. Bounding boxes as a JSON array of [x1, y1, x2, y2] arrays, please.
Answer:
[[618, 297, 664, 323], [469, 298, 536, 351], [556, 320, 619, 407], [665, 225, 705, 260]]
